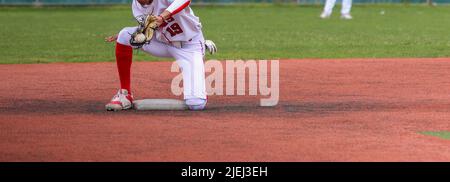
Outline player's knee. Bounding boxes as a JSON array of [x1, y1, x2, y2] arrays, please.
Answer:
[[185, 98, 207, 111], [117, 27, 137, 46]]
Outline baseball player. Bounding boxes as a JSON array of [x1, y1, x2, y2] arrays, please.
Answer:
[[320, 0, 353, 20], [105, 0, 217, 111]]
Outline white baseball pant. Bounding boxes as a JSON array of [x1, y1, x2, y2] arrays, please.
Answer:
[[323, 0, 352, 15]]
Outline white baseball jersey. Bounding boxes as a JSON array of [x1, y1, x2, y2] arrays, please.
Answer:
[[132, 0, 202, 44]]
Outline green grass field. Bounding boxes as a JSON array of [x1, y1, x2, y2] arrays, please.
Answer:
[[421, 131, 450, 140], [0, 4, 449, 64]]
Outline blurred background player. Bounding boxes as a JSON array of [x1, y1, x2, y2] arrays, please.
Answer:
[[105, 0, 217, 111], [320, 0, 353, 20]]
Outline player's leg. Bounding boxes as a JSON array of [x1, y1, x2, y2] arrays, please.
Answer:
[[321, 0, 336, 18], [168, 41, 207, 110], [106, 27, 137, 111], [141, 38, 172, 58], [341, 0, 353, 19], [114, 27, 139, 92]]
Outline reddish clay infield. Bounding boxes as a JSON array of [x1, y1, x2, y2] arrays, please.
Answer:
[[0, 58, 449, 162]]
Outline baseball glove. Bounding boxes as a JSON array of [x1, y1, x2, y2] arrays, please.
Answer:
[[130, 14, 159, 47]]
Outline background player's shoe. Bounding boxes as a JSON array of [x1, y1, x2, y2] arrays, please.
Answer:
[[185, 98, 207, 111], [320, 12, 331, 19], [105, 89, 134, 111], [341, 13, 353, 20]]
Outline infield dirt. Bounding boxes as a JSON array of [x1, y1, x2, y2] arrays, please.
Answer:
[[0, 58, 449, 161]]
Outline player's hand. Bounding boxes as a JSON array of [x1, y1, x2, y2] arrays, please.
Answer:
[[155, 15, 164, 27], [155, 10, 171, 27], [105, 34, 118, 42]]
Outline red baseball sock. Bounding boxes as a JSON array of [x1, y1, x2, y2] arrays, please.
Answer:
[[115, 43, 133, 93]]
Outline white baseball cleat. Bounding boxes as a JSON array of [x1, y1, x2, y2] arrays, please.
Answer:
[[105, 89, 134, 111], [185, 98, 207, 111], [320, 12, 331, 19], [341, 13, 353, 20], [204, 40, 217, 55]]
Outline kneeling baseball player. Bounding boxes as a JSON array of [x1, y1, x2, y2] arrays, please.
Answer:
[[105, 0, 217, 111]]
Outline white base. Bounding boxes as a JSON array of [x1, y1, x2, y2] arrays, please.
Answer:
[[133, 99, 188, 111]]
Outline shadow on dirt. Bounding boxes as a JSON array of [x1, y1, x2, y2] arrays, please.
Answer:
[[3, 99, 445, 117]]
